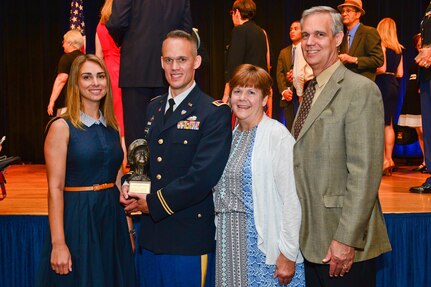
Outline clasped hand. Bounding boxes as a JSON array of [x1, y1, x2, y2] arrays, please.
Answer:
[[338, 53, 356, 64], [120, 184, 149, 214], [415, 47, 431, 68]]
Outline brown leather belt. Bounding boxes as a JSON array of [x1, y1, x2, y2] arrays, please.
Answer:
[[64, 183, 115, 192]]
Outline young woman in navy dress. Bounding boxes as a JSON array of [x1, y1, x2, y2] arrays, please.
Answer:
[[36, 54, 137, 287]]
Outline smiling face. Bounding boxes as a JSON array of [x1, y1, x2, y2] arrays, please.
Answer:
[[230, 86, 267, 130], [161, 37, 201, 97], [301, 12, 343, 76], [78, 61, 107, 104]]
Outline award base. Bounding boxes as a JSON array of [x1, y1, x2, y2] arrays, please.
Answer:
[[128, 180, 151, 215], [129, 180, 151, 195]]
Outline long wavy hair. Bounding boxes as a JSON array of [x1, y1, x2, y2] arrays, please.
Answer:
[[100, 0, 113, 24], [64, 54, 118, 130], [377, 18, 404, 54]]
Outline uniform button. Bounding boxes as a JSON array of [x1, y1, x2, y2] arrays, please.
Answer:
[[197, 213, 202, 218], [157, 156, 162, 162], [156, 174, 162, 180], [158, 139, 164, 144], [183, 140, 188, 144]]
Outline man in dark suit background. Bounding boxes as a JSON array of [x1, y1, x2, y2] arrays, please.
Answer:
[[121, 30, 232, 286], [107, 0, 192, 148], [337, 0, 383, 81], [276, 20, 312, 131]]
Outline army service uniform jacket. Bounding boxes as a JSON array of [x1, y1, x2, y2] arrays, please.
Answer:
[[139, 86, 232, 255]]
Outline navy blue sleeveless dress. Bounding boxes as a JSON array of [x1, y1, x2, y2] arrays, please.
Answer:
[[36, 118, 137, 287], [375, 48, 402, 126]]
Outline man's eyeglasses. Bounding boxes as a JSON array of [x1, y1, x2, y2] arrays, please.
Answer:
[[341, 8, 358, 14]]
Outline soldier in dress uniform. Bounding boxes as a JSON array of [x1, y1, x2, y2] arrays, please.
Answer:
[[121, 30, 232, 287], [410, 2, 431, 193]]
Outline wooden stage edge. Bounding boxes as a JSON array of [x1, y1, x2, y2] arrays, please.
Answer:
[[1, 164, 431, 215]]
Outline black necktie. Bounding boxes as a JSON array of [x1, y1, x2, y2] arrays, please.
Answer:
[[164, 98, 175, 123], [292, 46, 296, 67], [293, 78, 317, 139]]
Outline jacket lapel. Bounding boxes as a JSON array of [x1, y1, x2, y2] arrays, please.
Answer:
[[349, 23, 363, 56], [160, 86, 200, 133], [296, 65, 346, 141], [146, 96, 166, 140]]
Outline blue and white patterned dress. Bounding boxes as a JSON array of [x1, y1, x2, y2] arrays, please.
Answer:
[[214, 126, 305, 287]]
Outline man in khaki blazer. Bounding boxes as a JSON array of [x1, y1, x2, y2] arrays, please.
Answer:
[[293, 6, 391, 286]]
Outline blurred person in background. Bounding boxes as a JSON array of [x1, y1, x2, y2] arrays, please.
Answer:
[[47, 30, 84, 116], [375, 17, 404, 175]]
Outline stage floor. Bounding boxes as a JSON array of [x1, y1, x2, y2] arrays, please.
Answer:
[[0, 164, 431, 215]]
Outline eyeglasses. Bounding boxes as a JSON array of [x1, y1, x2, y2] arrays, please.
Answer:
[[341, 8, 358, 14]]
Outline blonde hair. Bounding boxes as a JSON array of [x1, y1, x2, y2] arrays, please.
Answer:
[[64, 54, 118, 130], [100, 0, 113, 24], [377, 18, 404, 54]]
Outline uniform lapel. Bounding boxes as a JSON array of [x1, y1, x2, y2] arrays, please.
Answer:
[[296, 65, 346, 141], [160, 86, 200, 133], [146, 96, 166, 140]]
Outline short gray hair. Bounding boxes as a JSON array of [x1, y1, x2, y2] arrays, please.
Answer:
[[300, 6, 343, 36]]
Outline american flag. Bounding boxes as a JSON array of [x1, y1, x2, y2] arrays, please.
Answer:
[[69, 0, 86, 52]]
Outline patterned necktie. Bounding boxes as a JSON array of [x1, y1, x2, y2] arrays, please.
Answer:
[[346, 32, 351, 53], [164, 98, 176, 123], [293, 78, 317, 139]]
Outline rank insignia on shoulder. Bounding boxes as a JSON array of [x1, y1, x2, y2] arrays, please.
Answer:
[[212, 100, 228, 107], [150, 95, 162, 102], [177, 120, 200, 130]]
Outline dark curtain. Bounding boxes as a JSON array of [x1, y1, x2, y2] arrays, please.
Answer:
[[0, 0, 102, 163], [0, 0, 429, 163]]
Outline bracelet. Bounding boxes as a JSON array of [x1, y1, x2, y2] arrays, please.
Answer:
[[129, 229, 136, 236]]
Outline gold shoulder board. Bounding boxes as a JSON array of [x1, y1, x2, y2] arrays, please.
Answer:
[[212, 100, 228, 107]]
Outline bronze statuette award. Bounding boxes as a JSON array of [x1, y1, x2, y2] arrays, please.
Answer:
[[127, 139, 151, 195]]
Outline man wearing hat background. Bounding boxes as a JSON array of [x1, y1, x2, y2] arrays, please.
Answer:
[[337, 0, 383, 81]]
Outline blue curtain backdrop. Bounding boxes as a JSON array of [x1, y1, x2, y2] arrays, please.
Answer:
[[1, 213, 430, 287]]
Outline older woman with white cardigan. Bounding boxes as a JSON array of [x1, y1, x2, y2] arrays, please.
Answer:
[[214, 64, 304, 287]]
